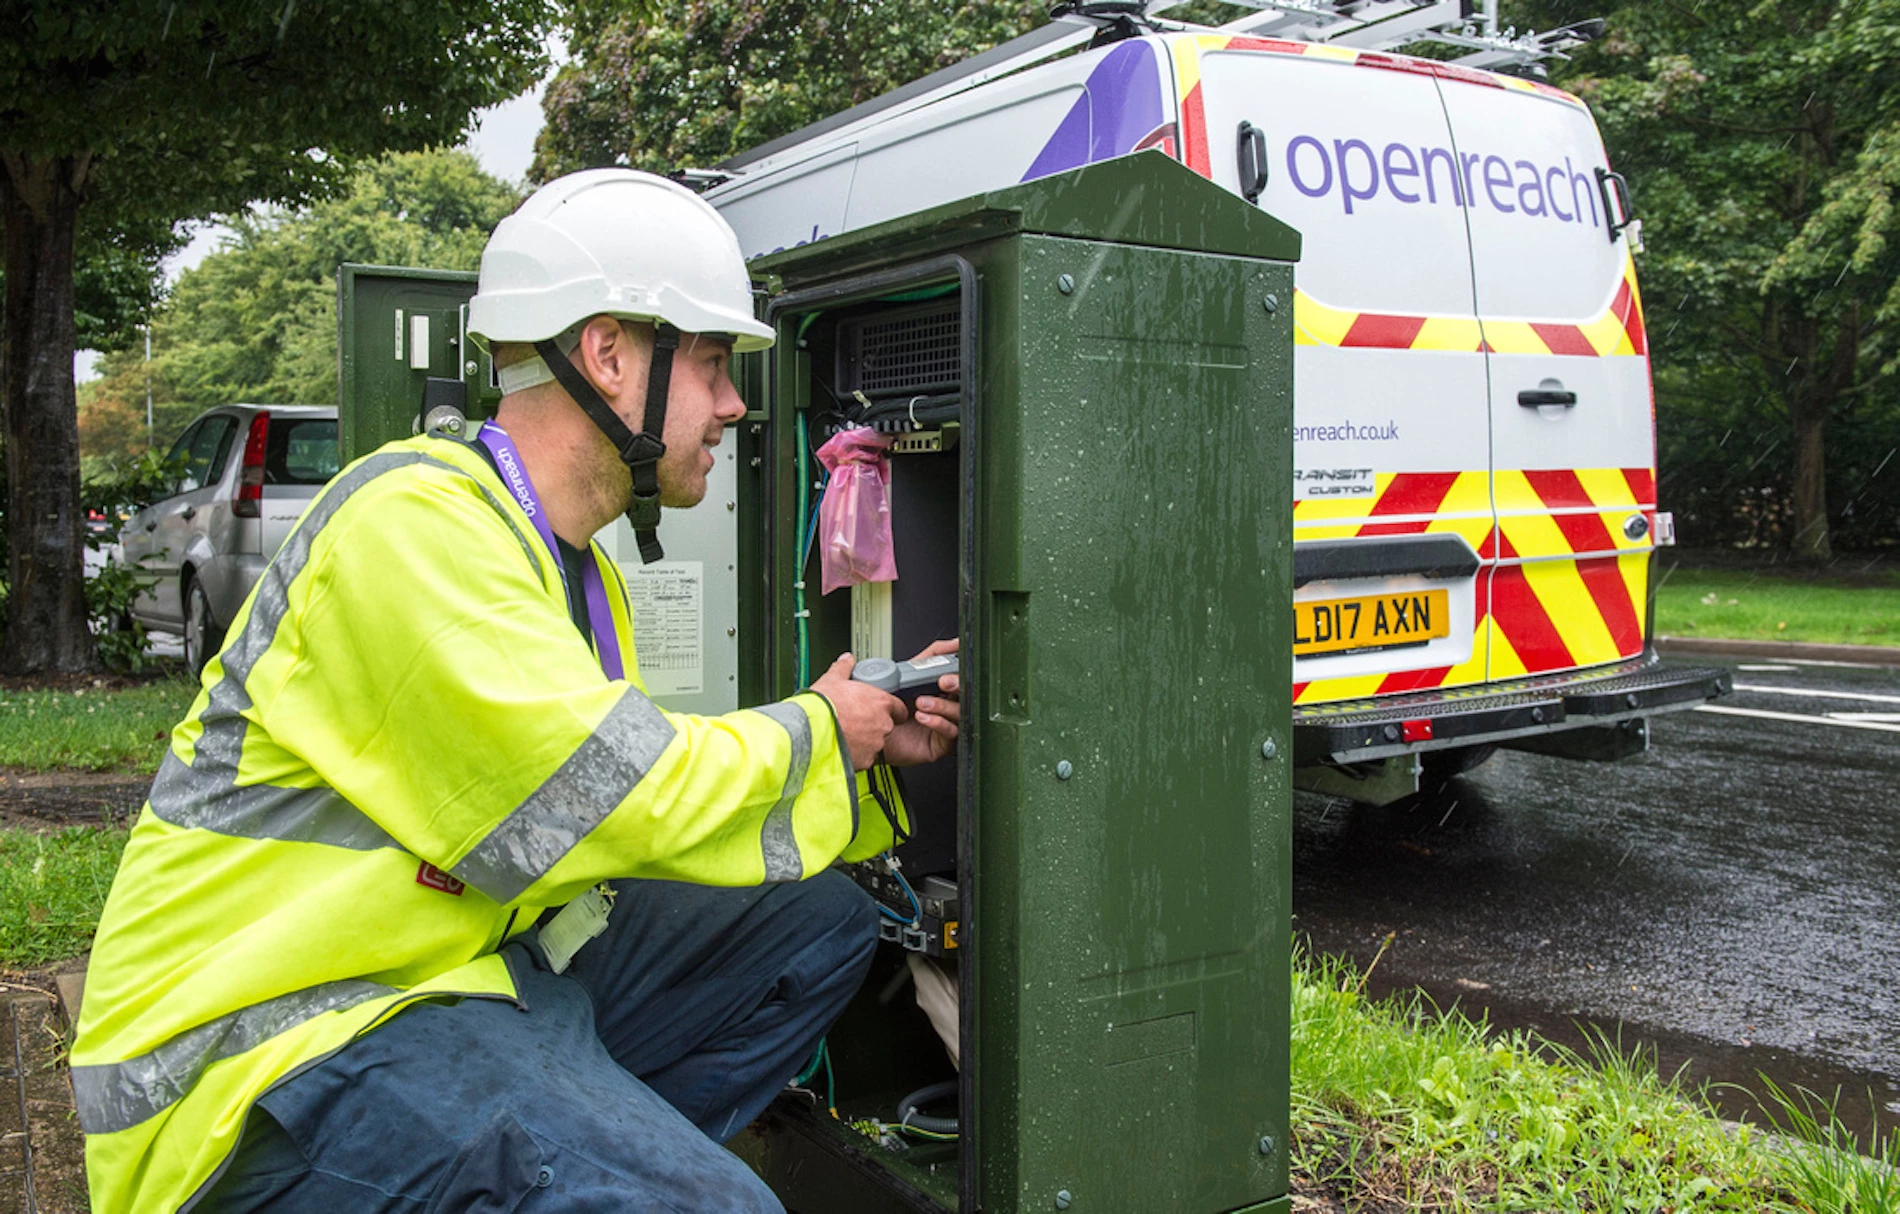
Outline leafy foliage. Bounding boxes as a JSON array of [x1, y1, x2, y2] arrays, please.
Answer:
[[77, 150, 520, 461], [534, 0, 1045, 178]]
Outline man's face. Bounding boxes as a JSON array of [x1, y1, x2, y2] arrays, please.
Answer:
[[599, 325, 745, 509], [654, 333, 745, 507]]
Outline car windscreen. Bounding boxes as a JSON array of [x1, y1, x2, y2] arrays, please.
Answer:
[[267, 418, 340, 486]]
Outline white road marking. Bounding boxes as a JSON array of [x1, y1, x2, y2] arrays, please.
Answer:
[[1732, 683, 1900, 705], [1736, 664, 1799, 672], [1826, 712, 1900, 723], [1696, 704, 1900, 734]]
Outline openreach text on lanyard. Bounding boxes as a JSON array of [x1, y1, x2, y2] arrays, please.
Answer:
[[477, 420, 628, 680]]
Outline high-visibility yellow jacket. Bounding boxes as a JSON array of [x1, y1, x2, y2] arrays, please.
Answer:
[[72, 435, 901, 1213]]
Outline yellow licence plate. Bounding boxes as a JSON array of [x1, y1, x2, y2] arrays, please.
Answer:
[[1294, 589, 1450, 657]]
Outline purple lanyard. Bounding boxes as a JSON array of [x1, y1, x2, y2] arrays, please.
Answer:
[[477, 422, 626, 680]]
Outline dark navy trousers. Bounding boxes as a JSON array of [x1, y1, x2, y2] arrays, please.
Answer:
[[196, 871, 876, 1212]]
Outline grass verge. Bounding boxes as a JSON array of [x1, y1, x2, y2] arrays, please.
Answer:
[[1292, 951, 1899, 1212], [1654, 566, 1900, 647], [0, 676, 197, 772], [0, 824, 128, 967]]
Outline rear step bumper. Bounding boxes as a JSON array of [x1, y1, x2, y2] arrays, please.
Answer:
[[1292, 656, 1733, 765]]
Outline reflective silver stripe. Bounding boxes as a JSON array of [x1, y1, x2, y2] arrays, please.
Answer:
[[72, 979, 396, 1135], [149, 751, 398, 850], [149, 450, 541, 851], [752, 702, 813, 882], [452, 688, 678, 903]]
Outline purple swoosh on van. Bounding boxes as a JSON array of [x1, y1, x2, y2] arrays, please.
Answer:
[[1021, 40, 1165, 181]]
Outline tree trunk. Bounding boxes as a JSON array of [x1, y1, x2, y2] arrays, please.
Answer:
[[0, 151, 99, 675], [1784, 304, 1861, 564], [1789, 390, 1831, 561]]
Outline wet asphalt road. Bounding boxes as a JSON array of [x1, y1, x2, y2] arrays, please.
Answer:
[[1292, 651, 1900, 1143]]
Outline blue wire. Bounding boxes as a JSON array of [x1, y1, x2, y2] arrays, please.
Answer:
[[800, 496, 823, 569], [883, 848, 923, 924]]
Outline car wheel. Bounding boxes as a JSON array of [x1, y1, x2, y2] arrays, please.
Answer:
[[184, 579, 226, 676]]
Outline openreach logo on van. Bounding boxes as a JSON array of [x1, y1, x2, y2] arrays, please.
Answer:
[[1284, 135, 1606, 226]]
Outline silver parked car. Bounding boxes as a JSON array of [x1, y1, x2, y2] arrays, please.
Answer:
[[120, 404, 339, 673]]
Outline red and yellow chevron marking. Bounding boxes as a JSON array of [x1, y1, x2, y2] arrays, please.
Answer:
[[1294, 471, 1494, 704], [1169, 33, 1588, 182], [1492, 466, 1652, 676], [1293, 256, 1648, 357], [1292, 466, 1657, 706]]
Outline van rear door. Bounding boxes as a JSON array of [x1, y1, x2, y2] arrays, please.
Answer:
[[1435, 75, 1653, 680], [1189, 38, 1493, 703]]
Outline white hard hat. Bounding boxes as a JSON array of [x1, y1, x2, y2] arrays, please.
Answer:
[[467, 168, 774, 353]]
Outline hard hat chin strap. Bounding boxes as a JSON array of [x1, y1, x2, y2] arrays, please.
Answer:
[[532, 322, 680, 564]]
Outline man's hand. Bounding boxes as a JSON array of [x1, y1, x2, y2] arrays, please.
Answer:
[[813, 653, 906, 771], [880, 638, 961, 768]]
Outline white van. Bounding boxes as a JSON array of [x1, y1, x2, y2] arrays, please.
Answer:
[[707, 16, 1728, 799]]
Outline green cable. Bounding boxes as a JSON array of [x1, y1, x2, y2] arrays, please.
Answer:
[[793, 1037, 826, 1087], [794, 409, 811, 687], [823, 1039, 837, 1117]]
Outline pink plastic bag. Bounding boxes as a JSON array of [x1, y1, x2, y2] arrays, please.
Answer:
[[816, 428, 898, 594]]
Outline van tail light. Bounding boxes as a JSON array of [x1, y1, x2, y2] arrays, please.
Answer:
[[234, 412, 270, 518]]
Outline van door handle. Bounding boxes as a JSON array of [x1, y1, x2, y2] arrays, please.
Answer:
[[143, 522, 157, 532], [181, 506, 197, 521], [1518, 389, 1577, 407], [1236, 121, 1268, 204]]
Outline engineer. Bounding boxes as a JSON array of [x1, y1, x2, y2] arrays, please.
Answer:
[[71, 168, 960, 1213]]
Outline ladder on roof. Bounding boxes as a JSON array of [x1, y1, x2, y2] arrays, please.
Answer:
[[711, 0, 1598, 179], [1205, 0, 1602, 73]]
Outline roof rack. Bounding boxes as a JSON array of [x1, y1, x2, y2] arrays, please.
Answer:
[[1210, 0, 1602, 76]]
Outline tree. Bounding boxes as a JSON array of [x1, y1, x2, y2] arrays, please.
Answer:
[[1522, 0, 1900, 559], [79, 150, 520, 459], [534, 0, 1044, 178], [0, 1, 555, 675]]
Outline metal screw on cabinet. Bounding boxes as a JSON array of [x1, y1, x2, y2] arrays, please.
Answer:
[[464, 360, 478, 375], [727, 627, 737, 637], [1057, 273, 1075, 295], [1055, 1191, 1073, 1210], [1262, 294, 1279, 313], [1056, 760, 1073, 781], [1261, 739, 1277, 761], [1258, 1135, 1276, 1157]]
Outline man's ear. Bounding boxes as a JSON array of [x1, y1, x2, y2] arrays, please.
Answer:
[[573, 315, 633, 395]]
